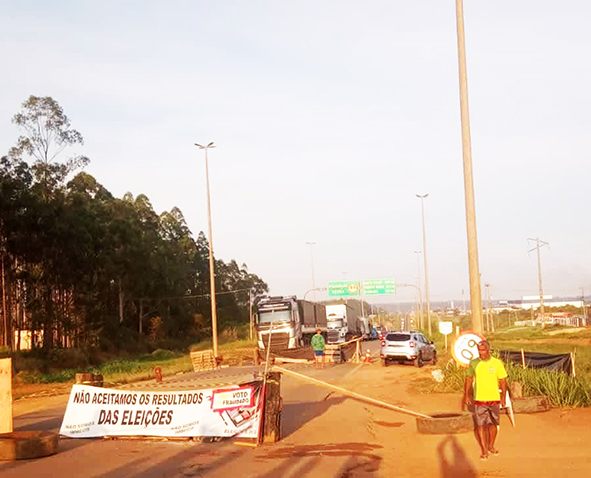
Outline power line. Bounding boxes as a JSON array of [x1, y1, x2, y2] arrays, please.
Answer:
[[132, 288, 253, 302]]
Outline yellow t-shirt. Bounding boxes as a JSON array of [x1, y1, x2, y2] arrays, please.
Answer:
[[467, 357, 508, 401]]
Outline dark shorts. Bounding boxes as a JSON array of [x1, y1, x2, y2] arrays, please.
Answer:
[[314, 350, 324, 357], [474, 401, 501, 427]]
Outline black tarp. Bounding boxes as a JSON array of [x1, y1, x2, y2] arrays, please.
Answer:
[[258, 346, 315, 361], [497, 350, 573, 376]]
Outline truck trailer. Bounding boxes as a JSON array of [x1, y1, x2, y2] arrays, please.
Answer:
[[326, 301, 366, 344], [256, 296, 327, 350]]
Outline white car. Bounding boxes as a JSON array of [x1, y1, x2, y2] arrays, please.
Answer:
[[380, 331, 437, 367]]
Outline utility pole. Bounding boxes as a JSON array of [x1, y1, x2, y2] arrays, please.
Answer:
[[414, 250, 423, 329], [461, 288, 466, 316], [306, 242, 317, 303], [581, 287, 587, 325], [416, 194, 431, 335], [455, 0, 483, 333], [528, 238, 549, 325], [249, 289, 253, 341], [484, 283, 494, 333], [483, 283, 489, 332]]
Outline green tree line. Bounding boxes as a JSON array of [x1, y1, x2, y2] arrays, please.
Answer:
[[0, 96, 268, 351]]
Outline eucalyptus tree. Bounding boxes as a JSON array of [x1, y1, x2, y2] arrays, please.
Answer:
[[9, 95, 89, 198]]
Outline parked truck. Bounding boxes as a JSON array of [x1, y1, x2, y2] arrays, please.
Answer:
[[255, 296, 327, 350], [326, 301, 367, 344]]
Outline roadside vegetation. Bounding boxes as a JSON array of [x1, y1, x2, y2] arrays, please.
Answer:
[[413, 321, 591, 408], [12, 325, 256, 394]]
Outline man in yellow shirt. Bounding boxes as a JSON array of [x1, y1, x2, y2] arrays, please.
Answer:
[[462, 341, 508, 461]]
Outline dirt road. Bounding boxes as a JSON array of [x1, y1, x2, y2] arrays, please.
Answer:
[[4, 356, 591, 477]]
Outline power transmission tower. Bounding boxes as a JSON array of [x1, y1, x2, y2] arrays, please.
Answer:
[[527, 238, 549, 325]]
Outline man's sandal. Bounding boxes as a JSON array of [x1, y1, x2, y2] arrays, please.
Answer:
[[480, 453, 489, 461], [489, 449, 499, 456]]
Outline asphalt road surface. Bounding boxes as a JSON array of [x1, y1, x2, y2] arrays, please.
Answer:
[[3, 340, 384, 478]]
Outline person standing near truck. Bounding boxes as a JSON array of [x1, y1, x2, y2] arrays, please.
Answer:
[[311, 328, 326, 369], [462, 340, 508, 461]]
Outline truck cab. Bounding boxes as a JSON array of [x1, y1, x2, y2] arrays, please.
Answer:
[[326, 305, 348, 344], [256, 296, 302, 350]]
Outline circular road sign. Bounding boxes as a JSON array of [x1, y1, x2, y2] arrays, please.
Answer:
[[451, 330, 486, 367]]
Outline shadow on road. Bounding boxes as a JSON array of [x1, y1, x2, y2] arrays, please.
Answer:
[[91, 441, 247, 478], [281, 395, 345, 438], [437, 435, 477, 478], [13, 408, 64, 432], [254, 443, 382, 478]]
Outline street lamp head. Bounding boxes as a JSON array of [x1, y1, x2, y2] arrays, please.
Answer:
[[416, 193, 429, 199], [195, 142, 216, 150]]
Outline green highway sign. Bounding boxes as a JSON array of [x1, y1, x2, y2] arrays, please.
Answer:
[[328, 280, 360, 297], [362, 278, 396, 296]]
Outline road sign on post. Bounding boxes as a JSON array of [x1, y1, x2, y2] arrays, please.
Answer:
[[328, 281, 360, 297], [362, 278, 396, 296], [439, 321, 453, 350]]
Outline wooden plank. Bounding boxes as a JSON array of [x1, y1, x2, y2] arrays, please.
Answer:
[[190, 350, 216, 373], [273, 366, 431, 419], [272, 357, 310, 364], [0, 358, 12, 433]]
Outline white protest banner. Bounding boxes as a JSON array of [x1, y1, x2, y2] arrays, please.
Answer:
[[59, 382, 263, 439]]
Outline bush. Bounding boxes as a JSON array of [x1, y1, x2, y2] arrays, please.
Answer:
[[14, 370, 42, 384], [424, 357, 591, 408], [139, 349, 179, 362], [505, 360, 591, 407]]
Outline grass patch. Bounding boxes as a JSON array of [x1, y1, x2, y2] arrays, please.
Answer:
[[505, 360, 591, 407], [489, 340, 591, 383], [412, 354, 591, 408], [14, 335, 256, 388], [189, 338, 256, 352], [94, 355, 194, 386]]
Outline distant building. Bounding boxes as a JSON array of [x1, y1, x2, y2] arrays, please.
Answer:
[[508, 295, 584, 310]]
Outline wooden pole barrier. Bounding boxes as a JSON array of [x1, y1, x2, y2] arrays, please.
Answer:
[[273, 366, 431, 419], [0, 358, 12, 433], [521, 348, 526, 368], [261, 372, 282, 443], [571, 351, 576, 377], [340, 336, 363, 347]]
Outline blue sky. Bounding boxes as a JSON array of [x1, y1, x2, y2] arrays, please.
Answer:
[[1, 1, 590, 306]]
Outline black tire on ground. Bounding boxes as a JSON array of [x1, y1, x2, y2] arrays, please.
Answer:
[[0, 431, 59, 461], [511, 396, 551, 414], [381, 358, 388, 367], [432, 352, 437, 365], [414, 354, 423, 368], [416, 412, 474, 435]]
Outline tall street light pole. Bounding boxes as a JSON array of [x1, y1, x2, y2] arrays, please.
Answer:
[[413, 250, 424, 330], [306, 242, 317, 303], [416, 194, 431, 335], [455, 0, 483, 332], [195, 142, 219, 358]]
